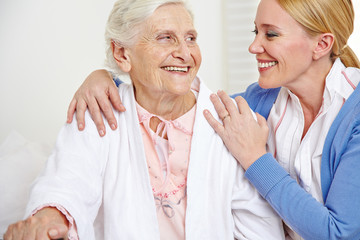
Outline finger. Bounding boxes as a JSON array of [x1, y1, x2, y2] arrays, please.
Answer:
[[22, 218, 37, 240], [108, 84, 126, 112], [35, 228, 51, 240], [256, 113, 268, 130], [4, 223, 18, 240], [12, 222, 26, 240], [97, 95, 117, 130], [9, 228, 24, 240], [75, 99, 87, 131], [48, 224, 68, 240], [3, 225, 10, 240], [203, 109, 225, 136], [87, 97, 106, 137], [217, 90, 239, 115], [66, 98, 77, 124], [209, 94, 230, 120], [234, 95, 252, 116]]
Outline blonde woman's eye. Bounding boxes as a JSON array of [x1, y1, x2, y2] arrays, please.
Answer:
[[266, 30, 278, 38], [252, 29, 258, 35]]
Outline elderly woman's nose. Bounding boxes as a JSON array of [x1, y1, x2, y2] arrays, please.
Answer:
[[172, 40, 191, 61], [248, 36, 264, 54]]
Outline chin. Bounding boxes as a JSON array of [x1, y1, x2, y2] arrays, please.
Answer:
[[258, 77, 281, 89], [173, 87, 192, 96], [173, 81, 193, 93]]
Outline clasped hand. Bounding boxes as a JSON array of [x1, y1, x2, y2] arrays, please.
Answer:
[[3, 207, 69, 240]]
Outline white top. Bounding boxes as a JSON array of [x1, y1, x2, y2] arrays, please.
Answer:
[[26, 77, 284, 240], [267, 59, 359, 240]]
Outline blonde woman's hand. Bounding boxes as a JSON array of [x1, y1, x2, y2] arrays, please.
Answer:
[[67, 69, 125, 137], [203, 90, 268, 170]]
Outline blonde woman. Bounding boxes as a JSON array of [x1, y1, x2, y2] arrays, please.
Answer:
[[205, 0, 360, 239]]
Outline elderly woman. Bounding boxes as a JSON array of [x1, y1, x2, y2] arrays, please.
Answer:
[[4, 0, 285, 239], [64, 0, 360, 239]]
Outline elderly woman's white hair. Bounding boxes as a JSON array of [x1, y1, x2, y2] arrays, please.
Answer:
[[105, 0, 193, 75]]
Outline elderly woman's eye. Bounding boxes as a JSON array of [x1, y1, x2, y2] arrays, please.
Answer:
[[157, 35, 172, 41], [186, 36, 196, 42]]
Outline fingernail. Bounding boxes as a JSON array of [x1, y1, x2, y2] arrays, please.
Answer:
[[99, 130, 105, 136], [78, 123, 83, 130], [111, 124, 116, 130], [49, 229, 58, 237]]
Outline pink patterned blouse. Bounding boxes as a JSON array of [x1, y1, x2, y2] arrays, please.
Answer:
[[136, 96, 197, 239]]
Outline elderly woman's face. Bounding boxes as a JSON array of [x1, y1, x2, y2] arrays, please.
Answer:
[[126, 3, 201, 97], [249, 0, 317, 90]]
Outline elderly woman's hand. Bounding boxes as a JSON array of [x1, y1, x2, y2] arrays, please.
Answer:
[[203, 90, 268, 170], [66, 69, 125, 137], [4, 207, 70, 240]]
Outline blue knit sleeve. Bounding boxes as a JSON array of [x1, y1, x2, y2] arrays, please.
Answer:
[[245, 145, 360, 239], [113, 76, 123, 87]]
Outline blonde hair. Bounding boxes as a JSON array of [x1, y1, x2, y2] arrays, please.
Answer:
[[277, 0, 360, 68], [104, 0, 193, 75]]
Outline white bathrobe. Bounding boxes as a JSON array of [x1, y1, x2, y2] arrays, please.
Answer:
[[26, 77, 284, 240]]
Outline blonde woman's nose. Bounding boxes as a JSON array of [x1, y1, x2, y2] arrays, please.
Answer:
[[248, 36, 264, 54]]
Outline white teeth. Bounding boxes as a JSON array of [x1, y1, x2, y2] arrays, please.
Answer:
[[258, 61, 278, 68], [162, 66, 188, 72]]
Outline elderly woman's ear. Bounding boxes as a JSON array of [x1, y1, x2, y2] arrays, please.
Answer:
[[112, 41, 132, 72]]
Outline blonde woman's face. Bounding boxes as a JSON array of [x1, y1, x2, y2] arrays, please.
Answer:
[[249, 0, 318, 90], [126, 4, 202, 98]]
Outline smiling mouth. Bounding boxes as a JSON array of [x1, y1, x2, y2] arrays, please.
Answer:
[[161, 66, 189, 72], [258, 61, 278, 68]]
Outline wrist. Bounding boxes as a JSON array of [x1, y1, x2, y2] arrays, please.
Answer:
[[241, 149, 267, 170], [33, 207, 68, 225]]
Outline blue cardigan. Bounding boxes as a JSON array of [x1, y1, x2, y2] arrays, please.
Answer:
[[232, 83, 360, 239]]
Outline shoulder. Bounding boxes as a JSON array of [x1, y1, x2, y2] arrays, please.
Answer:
[[230, 82, 278, 98], [231, 82, 280, 119]]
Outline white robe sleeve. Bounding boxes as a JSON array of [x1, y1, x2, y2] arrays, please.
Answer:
[[26, 112, 107, 239], [231, 166, 285, 240]]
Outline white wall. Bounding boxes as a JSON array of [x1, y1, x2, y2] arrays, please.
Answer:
[[191, 0, 224, 91], [0, 0, 117, 145], [0, 0, 359, 145]]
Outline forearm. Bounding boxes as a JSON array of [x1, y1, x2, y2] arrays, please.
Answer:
[[245, 153, 360, 239]]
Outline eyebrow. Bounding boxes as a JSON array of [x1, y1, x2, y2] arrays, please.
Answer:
[[255, 22, 283, 31], [154, 29, 198, 36]]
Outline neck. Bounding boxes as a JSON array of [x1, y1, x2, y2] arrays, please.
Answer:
[[286, 58, 333, 138], [134, 87, 196, 121]]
